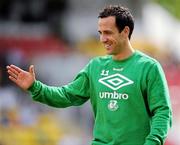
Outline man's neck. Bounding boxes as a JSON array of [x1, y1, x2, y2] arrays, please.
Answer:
[[113, 42, 135, 60]]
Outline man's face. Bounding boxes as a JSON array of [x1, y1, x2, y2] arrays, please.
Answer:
[[98, 16, 125, 55]]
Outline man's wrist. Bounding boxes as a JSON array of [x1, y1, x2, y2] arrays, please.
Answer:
[[27, 80, 37, 92]]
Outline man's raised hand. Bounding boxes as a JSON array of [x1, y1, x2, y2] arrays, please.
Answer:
[[7, 65, 36, 90]]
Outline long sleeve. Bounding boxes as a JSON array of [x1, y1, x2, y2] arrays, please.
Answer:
[[144, 62, 172, 145], [28, 65, 90, 108]]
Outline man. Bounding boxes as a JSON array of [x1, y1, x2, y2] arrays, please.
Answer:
[[7, 5, 172, 145]]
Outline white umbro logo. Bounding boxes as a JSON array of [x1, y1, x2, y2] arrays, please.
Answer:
[[99, 73, 134, 91], [113, 67, 124, 71]]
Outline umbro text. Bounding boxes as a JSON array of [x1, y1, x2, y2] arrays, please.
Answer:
[[99, 91, 129, 100]]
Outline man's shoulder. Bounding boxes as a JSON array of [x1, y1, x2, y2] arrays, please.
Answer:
[[136, 50, 159, 65]]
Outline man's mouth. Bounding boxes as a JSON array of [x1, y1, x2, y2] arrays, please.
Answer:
[[104, 44, 111, 49]]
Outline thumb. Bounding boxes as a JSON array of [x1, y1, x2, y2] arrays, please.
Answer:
[[29, 65, 35, 75]]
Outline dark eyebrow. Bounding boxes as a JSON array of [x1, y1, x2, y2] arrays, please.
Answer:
[[98, 30, 102, 34]]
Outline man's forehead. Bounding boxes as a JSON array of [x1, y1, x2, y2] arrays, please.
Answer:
[[98, 16, 115, 23], [98, 16, 116, 26], [98, 16, 117, 30]]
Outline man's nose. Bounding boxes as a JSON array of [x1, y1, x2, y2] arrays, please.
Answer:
[[100, 35, 108, 43]]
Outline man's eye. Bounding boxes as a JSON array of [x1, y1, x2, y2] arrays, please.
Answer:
[[106, 31, 112, 35]]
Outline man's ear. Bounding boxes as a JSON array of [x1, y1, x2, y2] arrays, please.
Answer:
[[122, 26, 130, 38]]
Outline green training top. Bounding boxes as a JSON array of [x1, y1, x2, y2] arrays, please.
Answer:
[[28, 50, 172, 145]]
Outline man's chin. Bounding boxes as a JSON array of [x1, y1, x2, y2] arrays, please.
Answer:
[[106, 51, 113, 55]]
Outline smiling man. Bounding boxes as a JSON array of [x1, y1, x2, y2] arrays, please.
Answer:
[[7, 5, 172, 145], [98, 14, 134, 60]]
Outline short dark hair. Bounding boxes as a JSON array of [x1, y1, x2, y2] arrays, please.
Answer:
[[98, 5, 134, 39]]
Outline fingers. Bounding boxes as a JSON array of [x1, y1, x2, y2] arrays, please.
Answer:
[[29, 65, 35, 75], [6, 64, 25, 81], [7, 66, 19, 84], [7, 65, 20, 80], [7, 68, 18, 80], [9, 75, 18, 84], [9, 65, 22, 73]]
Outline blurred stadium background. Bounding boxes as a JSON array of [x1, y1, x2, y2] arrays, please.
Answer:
[[0, 0, 180, 145]]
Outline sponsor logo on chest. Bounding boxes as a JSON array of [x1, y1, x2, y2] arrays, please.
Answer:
[[98, 69, 134, 111]]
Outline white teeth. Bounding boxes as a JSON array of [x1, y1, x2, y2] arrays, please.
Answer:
[[105, 44, 111, 48]]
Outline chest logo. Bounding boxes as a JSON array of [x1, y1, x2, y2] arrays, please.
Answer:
[[108, 100, 119, 111], [99, 73, 134, 91]]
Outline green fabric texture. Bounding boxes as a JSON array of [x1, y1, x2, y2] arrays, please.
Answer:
[[28, 50, 172, 145]]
